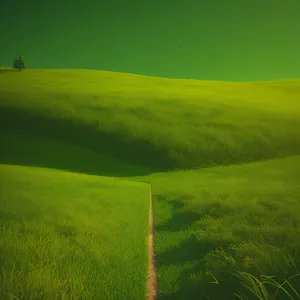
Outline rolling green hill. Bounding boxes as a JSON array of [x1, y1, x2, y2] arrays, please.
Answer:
[[0, 69, 299, 300], [1, 69, 300, 172]]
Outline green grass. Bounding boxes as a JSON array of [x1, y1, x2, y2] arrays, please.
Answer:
[[234, 271, 300, 300], [0, 69, 300, 299], [0, 164, 149, 300], [0, 128, 150, 177], [1, 69, 300, 171], [131, 155, 300, 299]]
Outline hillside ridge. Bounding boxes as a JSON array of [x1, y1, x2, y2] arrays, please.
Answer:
[[1, 69, 300, 174]]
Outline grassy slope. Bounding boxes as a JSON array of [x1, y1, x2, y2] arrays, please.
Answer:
[[0, 69, 300, 299], [0, 164, 149, 300], [1, 70, 300, 171], [131, 155, 300, 299], [0, 128, 150, 177]]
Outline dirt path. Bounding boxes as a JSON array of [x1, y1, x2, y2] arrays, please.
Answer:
[[147, 184, 157, 300]]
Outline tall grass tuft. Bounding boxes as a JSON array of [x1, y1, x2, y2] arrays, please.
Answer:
[[234, 271, 300, 300]]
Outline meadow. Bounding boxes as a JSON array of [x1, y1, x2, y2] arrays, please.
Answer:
[[132, 155, 300, 299], [0, 69, 300, 299], [0, 164, 149, 300]]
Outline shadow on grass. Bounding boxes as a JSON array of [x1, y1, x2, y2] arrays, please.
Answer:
[[0, 68, 16, 74], [154, 194, 193, 210], [0, 106, 178, 177], [157, 233, 214, 265], [154, 194, 199, 232], [1, 128, 154, 178], [154, 194, 300, 299], [153, 194, 239, 299], [156, 211, 200, 232], [156, 233, 238, 300], [155, 233, 232, 300]]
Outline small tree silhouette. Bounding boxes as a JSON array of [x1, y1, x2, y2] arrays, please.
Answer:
[[13, 56, 27, 71]]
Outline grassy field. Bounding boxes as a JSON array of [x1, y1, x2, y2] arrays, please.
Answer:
[[132, 155, 300, 299], [0, 164, 149, 300], [0, 69, 300, 299], [1, 69, 300, 171]]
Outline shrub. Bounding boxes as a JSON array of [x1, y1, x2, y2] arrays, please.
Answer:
[[13, 56, 27, 71]]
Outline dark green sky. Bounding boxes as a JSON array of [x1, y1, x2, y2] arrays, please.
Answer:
[[1, 0, 300, 81]]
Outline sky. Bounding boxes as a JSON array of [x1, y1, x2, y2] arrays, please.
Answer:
[[1, 0, 300, 81]]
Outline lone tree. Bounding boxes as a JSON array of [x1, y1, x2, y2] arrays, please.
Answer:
[[13, 56, 27, 71]]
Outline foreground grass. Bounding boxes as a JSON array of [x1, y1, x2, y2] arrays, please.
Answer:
[[0, 164, 149, 300], [234, 271, 300, 300], [131, 155, 300, 299]]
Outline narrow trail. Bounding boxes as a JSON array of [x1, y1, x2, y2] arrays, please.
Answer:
[[147, 184, 157, 300]]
